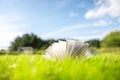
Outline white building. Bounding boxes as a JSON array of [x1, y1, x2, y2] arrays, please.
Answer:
[[18, 47, 34, 54]]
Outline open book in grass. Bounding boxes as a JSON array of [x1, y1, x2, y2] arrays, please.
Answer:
[[44, 40, 97, 60]]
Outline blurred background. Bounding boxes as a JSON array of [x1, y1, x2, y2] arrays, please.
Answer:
[[0, 0, 120, 54]]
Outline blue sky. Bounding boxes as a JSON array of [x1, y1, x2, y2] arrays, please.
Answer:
[[0, 0, 120, 48]]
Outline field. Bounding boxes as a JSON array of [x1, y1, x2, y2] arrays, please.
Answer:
[[0, 50, 120, 80]]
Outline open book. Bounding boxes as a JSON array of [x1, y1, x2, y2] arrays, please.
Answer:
[[44, 40, 95, 60]]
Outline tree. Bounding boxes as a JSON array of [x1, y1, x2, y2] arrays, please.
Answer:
[[85, 39, 101, 48], [101, 30, 120, 47], [9, 33, 45, 51]]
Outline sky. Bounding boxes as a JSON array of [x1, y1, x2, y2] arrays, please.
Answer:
[[0, 0, 120, 49]]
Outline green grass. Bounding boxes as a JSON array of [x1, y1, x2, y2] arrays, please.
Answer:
[[0, 53, 120, 80], [97, 47, 120, 54]]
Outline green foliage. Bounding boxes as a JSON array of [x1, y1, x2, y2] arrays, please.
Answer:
[[44, 39, 57, 48], [9, 33, 45, 51], [0, 54, 120, 80], [36, 50, 45, 54], [85, 39, 101, 48], [101, 30, 120, 47]]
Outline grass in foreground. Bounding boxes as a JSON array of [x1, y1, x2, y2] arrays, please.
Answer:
[[0, 54, 120, 80]]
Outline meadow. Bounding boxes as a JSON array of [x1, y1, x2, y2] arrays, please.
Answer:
[[0, 49, 120, 80]]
